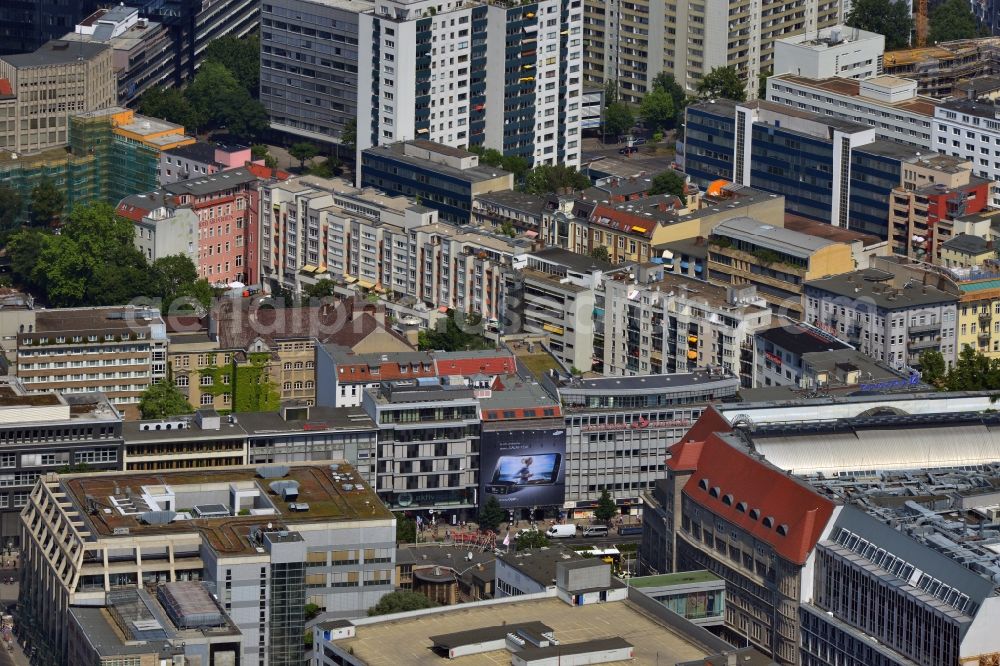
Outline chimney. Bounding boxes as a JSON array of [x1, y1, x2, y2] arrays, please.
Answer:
[[727, 652, 739, 666]]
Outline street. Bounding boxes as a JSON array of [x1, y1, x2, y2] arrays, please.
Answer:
[[0, 568, 27, 666]]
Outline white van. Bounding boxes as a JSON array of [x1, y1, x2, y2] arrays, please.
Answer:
[[581, 525, 609, 538], [546, 524, 577, 538]]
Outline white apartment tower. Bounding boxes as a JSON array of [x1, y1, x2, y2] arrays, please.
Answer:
[[357, 0, 584, 167]]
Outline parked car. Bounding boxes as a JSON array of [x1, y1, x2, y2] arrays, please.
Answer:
[[632, 137, 647, 145], [619, 146, 638, 155], [617, 525, 643, 536], [581, 525, 609, 538]]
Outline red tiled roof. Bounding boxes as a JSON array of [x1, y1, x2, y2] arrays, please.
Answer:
[[0, 79, 12, 98], [245, 162, 291, 181], [115, 202, 150, 222], [669, 412, 835, 566], [435, 355, 516, 376]]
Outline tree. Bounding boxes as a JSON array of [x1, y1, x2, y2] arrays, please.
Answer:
[[499, 221, 516, 238], [639, 88, 675, 132], [289, 142, 320, 169], [203, 34, 260, 96], [185, 62, 268, 140], [152, 255, 213, 310], [590, 246, 611, 263], [604, 101, 634, 138], [30, 178, 65, 227], [847, 0, 913, 50], [7, 230, 46, 291], [395, 512, 417, 544], [252, 144, 279, 169], [500, 155, 530, 181], [138, 87, 204, 132], [945, 345, 1000, 391], [604, 79, 619, 106], [650, 71, 686, 111], [478, 495, 505, 533], [758, 67, 772, 100], [696, 66, 746, 102], [303, 279, 337, 301], [594, 489, 617, 522], [418, 310, 492, 351], [919, 350, 947, 387], [516, 530, 551, 551], [478, 147, 504, 167], [649, 170, 686, 198], [304, 603, 322, 621], [0, 185, 22, 236], [929, 0, 979, 43], [138, 381, 194, 419], [341, 118, 357, 151], [523, 164, 590, 195], [368, 590, 437, 616]]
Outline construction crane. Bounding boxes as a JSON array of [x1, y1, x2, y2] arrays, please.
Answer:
[[916, 0, 929, 47]]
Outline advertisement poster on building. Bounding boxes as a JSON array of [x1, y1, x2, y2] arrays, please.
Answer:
[[480, 427, 566, 509]]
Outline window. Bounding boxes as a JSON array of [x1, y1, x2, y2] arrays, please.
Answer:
[[176, 375, 189, 387], [283, 382, 292, 390], [200, 375, 214, 386], [200, 394, 214, 406]]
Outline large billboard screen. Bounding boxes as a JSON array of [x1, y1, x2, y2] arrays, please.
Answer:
[[480, 427, 566, 510]]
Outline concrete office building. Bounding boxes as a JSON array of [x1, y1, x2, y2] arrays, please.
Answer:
[[766, 74, 937, 148], [359, 140, 513, 224], [357, 0, 583, 168], [753, 319, 849, 388], [13, 306, 168, 419], [0, 0, 99, 57], [600, 262, 771, 383], [684, 99, 921, 239], [581, 0, 840, 102], [361, 378, 481, 514], [804, 266, 960, 370], [773, 25, 884, 81], [61, 6, 174, 103], [260, 0, 371, 146], [20, 463, 395, 665], [0, 40, 116, 154], [0, 378, 122, 546], [555, 370, 739, 512]]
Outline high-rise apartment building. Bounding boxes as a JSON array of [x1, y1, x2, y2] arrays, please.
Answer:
[[357, 0, 584, 167], [0, 39, 116, 154], [582, 0, 840, 102], [261, 0, 371, 147], [0, 0, 99, 56]]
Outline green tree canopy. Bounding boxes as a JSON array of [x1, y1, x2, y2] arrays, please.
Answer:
[[368, 590, 437, 616], [152, 255, 213, 311], [30, 178, 65, 227], [929, 0, 979, 43], [516, 530, 551, 551], [139, 381, 194, 419], [478, 495, 506, 533], [394, 512, 417, 544], [847, 0, 913, 49], [650, 71, 687, 110], [303, 279, 337, 301], [0, 184, 23, 236], [289, 142, 320, 169], [138, 87, 205, 133], [185, 62, 268, 141], [919, 350, 947, 387], [500, 155, 530, 181], [523, 164, 590, 195], [590, 245, 611, 263], [639, 88, 675, 131], [594, 489, 617, 522], [649, 170, 686, 197], [944, 346, 1000, 391], [604, 102, 634, 138], [252, 144, 279, 169], [418, 310, 492, 351], [203, 34, 260, 96], [696, 66, 747, 102]]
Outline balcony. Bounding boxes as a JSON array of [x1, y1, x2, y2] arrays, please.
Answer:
[[908, 322, 941, 335], [908, 336, 940, 350], [980, 312, 993, 326]]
